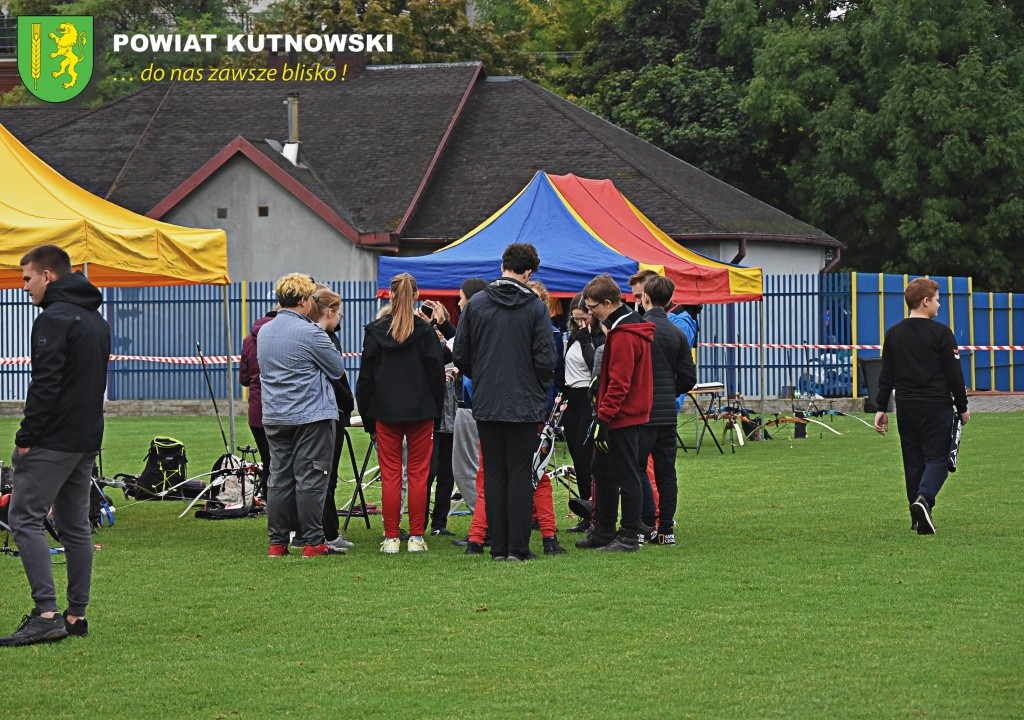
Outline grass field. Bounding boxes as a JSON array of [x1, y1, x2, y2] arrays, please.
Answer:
[[1, 412, 1021, 719]]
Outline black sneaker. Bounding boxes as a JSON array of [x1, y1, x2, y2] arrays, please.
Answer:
[[597, 535, 641, 553], [575, 531, 613, 549], [398, 528, 410, 541], [464, 541, 485, 555], [910, 496, 935, 535], [568, 497, 593, 520], [431, 527, 455, 537], [566, 519, 591, 533], [0, 613, 69, 646], [543, 536, 567, 555], [62, 611, 88, 637], [639, 522, 656, 545], [657, 532, 676, 545]]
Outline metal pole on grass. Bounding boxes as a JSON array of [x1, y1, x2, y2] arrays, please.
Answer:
[[222, 285, 236, 452], [759, 299, 766, 403]]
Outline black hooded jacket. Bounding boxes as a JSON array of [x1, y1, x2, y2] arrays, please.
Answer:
[[644, 306, 698, 425], [16, 272, 110, 452], [356, 314, 445, 435], [452, 277, 557, 423]]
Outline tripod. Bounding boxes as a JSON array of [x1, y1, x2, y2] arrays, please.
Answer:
[[341, 429, 380, 531]]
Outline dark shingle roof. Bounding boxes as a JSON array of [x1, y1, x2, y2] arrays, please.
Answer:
[[108, 64, 479, 231], [0, 65, 836, 248], [404, 77, 837, 244], [0, 87, 169, 199], [1, 64, 481, 233]]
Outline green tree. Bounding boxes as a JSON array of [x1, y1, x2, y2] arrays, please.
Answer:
[[257, 0, 538, 77], [743, 0, 1024, 289], [562, 0, 780, 199]]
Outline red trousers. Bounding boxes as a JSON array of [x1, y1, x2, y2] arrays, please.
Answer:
[[468, 442, 557, 543], [376, 419, 433, 538], [647, 455, 660, 526]]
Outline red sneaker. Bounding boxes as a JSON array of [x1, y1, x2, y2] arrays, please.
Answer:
[[267, 544, 289, 557], [302, 543, 344, 558]]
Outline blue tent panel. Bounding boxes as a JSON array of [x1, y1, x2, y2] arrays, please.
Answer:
[[379, 172, 638, 295]]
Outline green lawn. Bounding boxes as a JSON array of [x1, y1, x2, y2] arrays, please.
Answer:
[[1, 412, 1021, 719]]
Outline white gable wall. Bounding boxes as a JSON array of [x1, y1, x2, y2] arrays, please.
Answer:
[[162, 155, 378, 282], [684, 240, 830, 275]]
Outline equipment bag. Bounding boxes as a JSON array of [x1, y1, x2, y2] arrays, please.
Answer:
[[194, 453, 262, 519], [124, 437, 204, 500]]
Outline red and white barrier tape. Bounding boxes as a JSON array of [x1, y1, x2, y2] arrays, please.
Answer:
[[0, 352, 361, 366], [698, 342, 1024, 351], [0, 344, 1020, 366]]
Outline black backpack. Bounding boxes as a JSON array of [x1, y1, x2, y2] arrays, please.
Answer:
[[122, 437, 203, 500]]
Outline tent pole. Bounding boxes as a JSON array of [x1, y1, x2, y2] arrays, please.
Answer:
[[223, 285, 236, 452], [759, 299, 766, 403]]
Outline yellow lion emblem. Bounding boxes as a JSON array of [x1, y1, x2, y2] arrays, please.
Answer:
[[49, 22, 87, 89]]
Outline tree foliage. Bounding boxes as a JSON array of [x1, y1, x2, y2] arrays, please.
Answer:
[[3, 0, 539, 105], [565, 0, 1024, 290], [254, 0, 538, 77], [742, 0, 1024, 289]]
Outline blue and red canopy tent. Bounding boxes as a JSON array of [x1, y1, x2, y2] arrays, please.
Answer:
[[378, 171, 762, 305]]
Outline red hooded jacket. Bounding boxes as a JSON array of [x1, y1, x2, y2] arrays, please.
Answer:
[[596, 314, 655, 429]]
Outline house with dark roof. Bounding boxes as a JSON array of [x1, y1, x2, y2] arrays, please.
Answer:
[[0, 60, 841, 282]]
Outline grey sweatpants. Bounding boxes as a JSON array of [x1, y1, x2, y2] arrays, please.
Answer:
[[265, 420, 335, 547], [452, 408, 479, 511], [9, 447, 96, 616]]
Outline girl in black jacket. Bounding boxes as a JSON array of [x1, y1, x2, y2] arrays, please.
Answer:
[[312, 286, 356, 551], [356, 273, 445, 553], [561, 293, 603, 531]]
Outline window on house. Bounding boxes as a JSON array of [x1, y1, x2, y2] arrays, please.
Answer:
[[258, 205, 269, 217], [216, 208, 228, 219]]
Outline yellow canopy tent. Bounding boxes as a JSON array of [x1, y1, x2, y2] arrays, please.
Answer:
[[0, 122, 238, 445], [0, 122, 228, 288]]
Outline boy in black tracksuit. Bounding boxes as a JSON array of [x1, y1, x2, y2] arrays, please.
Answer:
[[638, 276, 697, 545], [874, 278, 969, 535]]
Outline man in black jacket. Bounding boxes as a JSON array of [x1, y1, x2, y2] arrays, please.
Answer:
[[1, 245, 110, 647], [453, 244, 557, 562], [638, 276, 697, 545]]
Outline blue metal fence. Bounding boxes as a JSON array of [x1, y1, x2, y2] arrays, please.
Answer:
[[1, 275, 1020, 400], [697, 274, 853, 398]]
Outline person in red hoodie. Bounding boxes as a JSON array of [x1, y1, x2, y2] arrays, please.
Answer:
[[577, 273, 654, 552]]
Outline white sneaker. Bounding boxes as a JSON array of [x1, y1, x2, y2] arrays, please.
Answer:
[[407, 536, 428, 553], [327, 535, 355, 550], [380, 537, 400, 554], [325, 537, 350, 553]]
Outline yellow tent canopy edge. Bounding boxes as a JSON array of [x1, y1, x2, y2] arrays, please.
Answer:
[[0, 122, 228, 289]]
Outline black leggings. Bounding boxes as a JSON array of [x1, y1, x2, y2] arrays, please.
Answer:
[[562, 386, 594, 500]]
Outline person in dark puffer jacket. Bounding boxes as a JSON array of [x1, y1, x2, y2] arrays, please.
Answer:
[[638, 275, 697, 546]]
